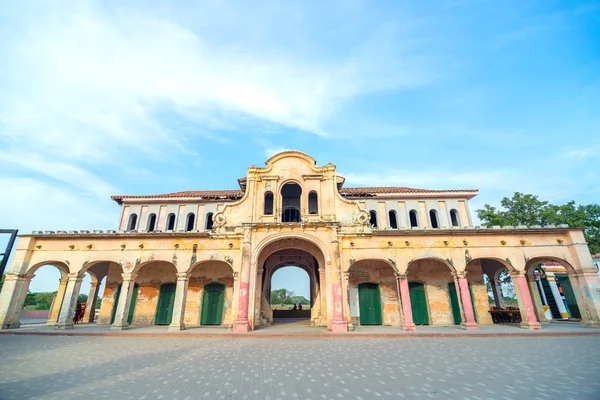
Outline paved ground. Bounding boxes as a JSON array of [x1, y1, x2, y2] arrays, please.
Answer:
[[0, 335, 598, 400]]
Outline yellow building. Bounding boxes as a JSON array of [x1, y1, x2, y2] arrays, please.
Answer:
[[1, 151, 599, 331]]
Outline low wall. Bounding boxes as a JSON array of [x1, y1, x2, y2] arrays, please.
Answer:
[[273, 310, 311, 319], [21, 310, 50, 319]]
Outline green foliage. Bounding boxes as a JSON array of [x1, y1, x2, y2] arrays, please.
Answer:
[[78, 294, 88, 303], [476, 192, 600, 253], [270, 288, 296, 304], [24, 291, 57, 310], [290, 295, 310, 305]]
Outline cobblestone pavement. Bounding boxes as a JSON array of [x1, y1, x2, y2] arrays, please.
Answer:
[[0, 336, 598, 400]]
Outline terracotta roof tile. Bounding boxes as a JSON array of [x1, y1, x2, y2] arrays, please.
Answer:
[[112, 186, 478, 203]]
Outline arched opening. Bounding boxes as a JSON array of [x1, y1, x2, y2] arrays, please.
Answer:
[[264, 191, 274, 215], [429, 210, 439, 228], [388, 210, 398, 229], [127, 213, 138, 231], [369, 210, 378, 228], [166, 213, 176, 231], [147, 213, 157, 232], [409, 210, 419, 228], [406, 258, 458, 326], [205, 213, 214, 230], [450, 209, 460, 227], [281, 182, 302, 222], [524, 258, 586, 324], [19, 263, 69, 327], [186, 213, 195, 231], [478, 259, 523, 327], [270, 266, 311, 319], [256, 238, 327, 329], [308, 191, 318, 214], [348, 259, 398, 327], [187, 260, 235, 327]]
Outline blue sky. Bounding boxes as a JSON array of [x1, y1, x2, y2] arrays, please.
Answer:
[[1, 1, 599, 295]]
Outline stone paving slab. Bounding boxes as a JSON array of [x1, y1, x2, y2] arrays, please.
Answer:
[[0, 335, 599, 400]]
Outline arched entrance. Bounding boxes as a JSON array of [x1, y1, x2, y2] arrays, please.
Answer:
[[269, 266, 311, 320], [281, 183, 302, 222], [200, 283, 225, 325], [186, 260, 234, 327], [358, 283, 382, 325], [254, 236, 328, 329]]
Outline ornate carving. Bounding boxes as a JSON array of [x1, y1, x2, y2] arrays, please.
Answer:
[[213, 212, 227, 227], [355, 210, 370, 225]]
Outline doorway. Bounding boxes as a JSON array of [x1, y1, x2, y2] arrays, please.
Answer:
[[358, 283, 382, 325]]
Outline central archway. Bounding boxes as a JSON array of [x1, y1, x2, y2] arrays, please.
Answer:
[[253, 236, 328, 328]]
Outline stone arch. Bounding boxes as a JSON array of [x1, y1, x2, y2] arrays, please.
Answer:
[[253, 233, 329, 269], [25, 261, 70, 279], [407, 256, 456, 275]]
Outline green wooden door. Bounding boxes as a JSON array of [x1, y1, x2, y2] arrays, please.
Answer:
[[110, 284, 122, 324], [448, 282, 461, 325], [155, 283, 176, 325], [468, 283, 478, 323], [200, 283, 225, 325], [358, 283, 382, 325], [127, 284, 139, 325], [409, 282, 429, 325], [557, 275, 581, 319]]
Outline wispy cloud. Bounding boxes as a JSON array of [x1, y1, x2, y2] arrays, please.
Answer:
[[565, 145, 599, 159]]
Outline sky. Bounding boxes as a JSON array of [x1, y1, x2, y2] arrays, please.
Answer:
[[1, 1, 599, 294]]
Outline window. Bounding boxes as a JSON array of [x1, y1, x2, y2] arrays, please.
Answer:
[[264, 192, 274, 215], [127, 213, 138, 231], [429, 210, 439, 228], [308, 191, 318, 214], [166, 213, 176, 231], [205, 213, 214, 230], [450, 209, 460, 227], [369, 210, 378, 228], [281, 183, 302, 222], [409, 210, 418, 228], [186, 213, 195, 231], [147, 213, 157, 232], [388, 210, 398, 229]]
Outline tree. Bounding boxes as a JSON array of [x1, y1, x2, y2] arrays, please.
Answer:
[[270, 288, 295, 305], [291, 295, 310, 305], [476, 192, 600, 254]]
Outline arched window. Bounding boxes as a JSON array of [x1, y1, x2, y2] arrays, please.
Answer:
[[127, 213, 138, 231], [186, 213, 195, 231], [147, 213, 157, 232], [205, 212, 214, 230], [450, 209, 460, 227], [369, 210, 378, 228], [166, 213, 176, 231], [264, 192, 274, 215], [308, 191, 318, 214], [281, 183, 302, 222], [429, 210, 439, 228], [388, 210, 398, 229], [409, 210, 418, 228]]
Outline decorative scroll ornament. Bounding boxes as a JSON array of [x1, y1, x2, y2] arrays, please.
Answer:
[[213, 212, 227, 227], [356, 210, 370, 225]]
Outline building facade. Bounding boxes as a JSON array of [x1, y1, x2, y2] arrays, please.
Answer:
[[1, 151, 599, 331]]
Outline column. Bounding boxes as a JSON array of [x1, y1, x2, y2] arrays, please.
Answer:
[[56, 273, 84, 330], [47, 278, 68, 325], [0, 273, 32, 329], [546, 273, 568, 318], [490, 278, 505, 309], [527, 275, 549, 324], [398, 274, 416, 331], [456, 272, 478, 330], [329, 240, 347, 332], [233, 228, 252, 332], [571, 271, 600, 328], [511, 271, 541, 330], [83, 282, 100, 323], [168, 272, 189, 331], [110, 273, 137, 330]]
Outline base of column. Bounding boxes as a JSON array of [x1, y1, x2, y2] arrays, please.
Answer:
[[232, 319, 250, 332], [1, 322, 21, 330], [581, 320, 600, 328], [460, 322, 479, 331], [110, 323, 129, 331], [330, 319, 348, 332], [520, 321, 542, 330], [46, 320, 57, 326], [55, 323, 74, 330], [402, 322, 416, 331], [168, 323, 186, 332]]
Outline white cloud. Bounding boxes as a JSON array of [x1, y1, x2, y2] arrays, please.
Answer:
[[566, 146, 599, 158]]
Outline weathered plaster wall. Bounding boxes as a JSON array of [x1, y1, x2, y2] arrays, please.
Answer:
[[184, 261, 235, 326], [131, 261, 177, 325], [407, 259, 455, 326], [348, 261, 401, 326], [97, 263, 123, 325], [466, 260, 493, 325]]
